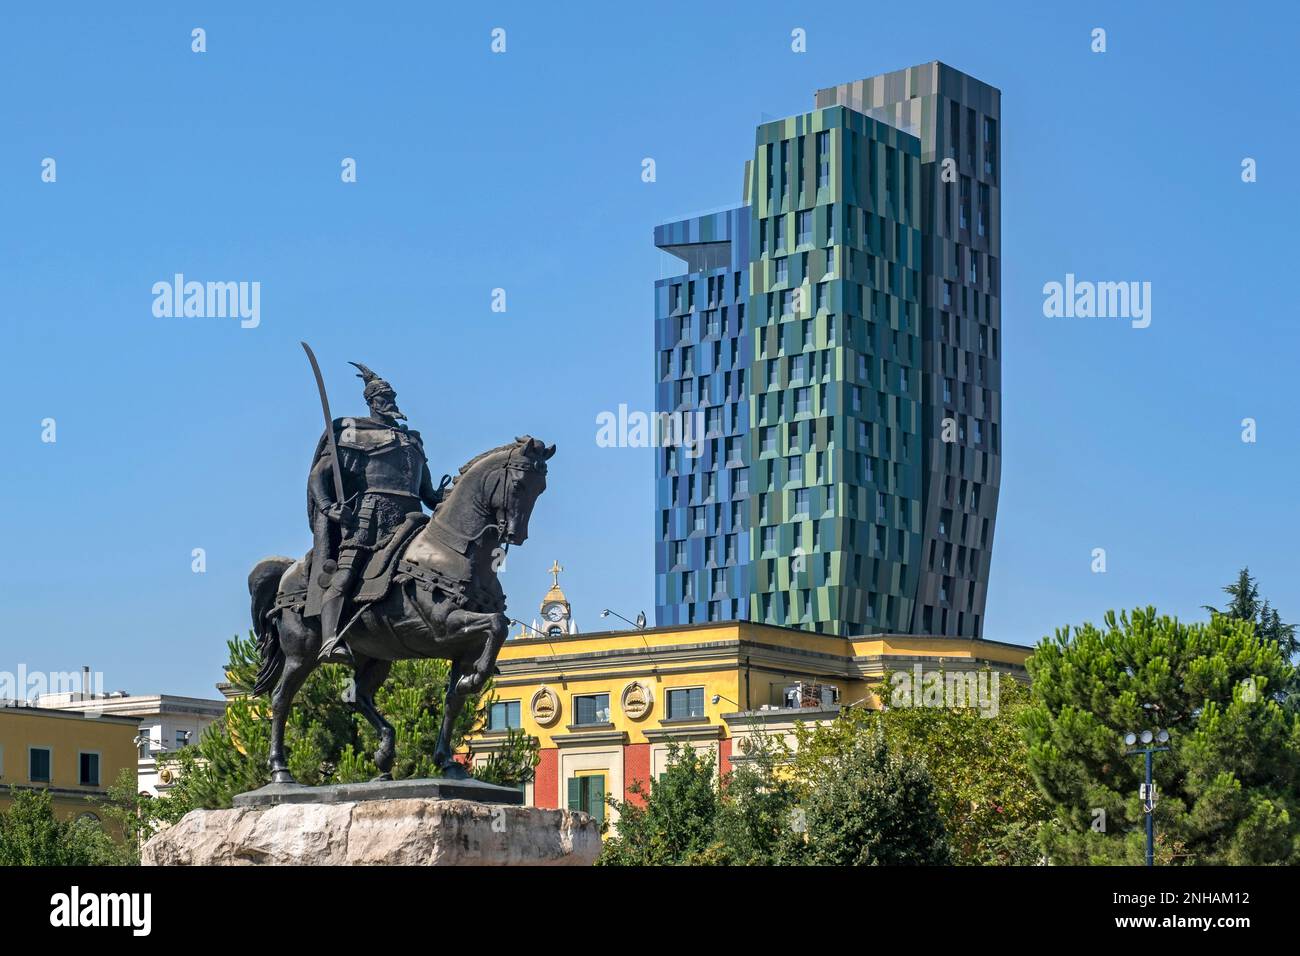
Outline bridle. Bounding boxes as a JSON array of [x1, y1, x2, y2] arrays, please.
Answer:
[[493, 446, 547, 557], [428, 443, 547, 559]]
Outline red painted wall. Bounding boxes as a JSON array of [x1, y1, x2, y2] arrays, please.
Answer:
[[623, 743, 651, 805], [534, 748, 559, 808], [719, 738, 733, 777]]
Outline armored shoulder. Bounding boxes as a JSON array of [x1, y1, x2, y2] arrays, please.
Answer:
[[335, 420, 401, 454]]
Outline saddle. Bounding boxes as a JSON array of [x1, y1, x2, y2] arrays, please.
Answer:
[[352, 512, 429, 604]]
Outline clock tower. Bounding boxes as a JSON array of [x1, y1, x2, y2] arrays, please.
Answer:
[[533, 560, 575, 638]]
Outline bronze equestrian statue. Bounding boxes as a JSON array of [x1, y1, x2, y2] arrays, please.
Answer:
[[248, 346, 554, 784]]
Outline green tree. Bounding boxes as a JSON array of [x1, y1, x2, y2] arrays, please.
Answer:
[[783, 720, 952, 865], [138, 631, 537, 833], [707, 733, 800, 865], [601, 720, 951, 866], [1024, 606, 1300, 865], [598, 743, 719, 865], [1204, 566, 1262, 623], [99, 768, 154, 864], [1204, 567, 1298, 661], [866, 675, 1048, 864], [0, 789, 128, 866]]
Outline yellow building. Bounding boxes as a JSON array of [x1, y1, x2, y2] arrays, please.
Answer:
[[0, 704, 140, 833], [469, 569, 1031, 825]]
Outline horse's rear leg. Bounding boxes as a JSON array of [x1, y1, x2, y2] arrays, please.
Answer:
[[433, 657, 474, 780], [349, 656, 395, 780], [269, 652, 314, 785]]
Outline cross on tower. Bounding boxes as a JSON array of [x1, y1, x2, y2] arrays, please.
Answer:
[[548, 559, 563, 588]]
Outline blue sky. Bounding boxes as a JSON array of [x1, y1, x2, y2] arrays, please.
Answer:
[[3, 2, 1297, 698]]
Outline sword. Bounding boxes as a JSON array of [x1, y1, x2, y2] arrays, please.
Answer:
[[301, 341, 346, 506]]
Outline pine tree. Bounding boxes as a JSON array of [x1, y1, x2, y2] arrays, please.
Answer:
[[1024, 607, 1300, 865], [1204, 567, 1298, 703], [1204, 567, 1261, 623], [1258, 601, 1299, 661]]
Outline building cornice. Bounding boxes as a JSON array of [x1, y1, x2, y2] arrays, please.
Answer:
[[0, 705, 141, 727], [493, 635, 1029, 687], [1, 784, 112, 799], [643, 723, 724, 743], [469, 733, 540, 754], [551, 728, 629, 748]]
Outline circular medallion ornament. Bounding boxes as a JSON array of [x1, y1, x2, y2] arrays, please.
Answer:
[[620, 681, 654, 720], [530, 686, 560, 726]]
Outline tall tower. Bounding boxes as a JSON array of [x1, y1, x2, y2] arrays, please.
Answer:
[[816, 63, 1002, 638], [653, 62, 1000, 638]]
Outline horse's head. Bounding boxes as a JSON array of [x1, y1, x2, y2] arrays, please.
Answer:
[[494, 435, 554, 546], [441, 435, 555, 551]]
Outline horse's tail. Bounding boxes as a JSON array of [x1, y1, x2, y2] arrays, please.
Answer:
[[249, 556, 293, 697]]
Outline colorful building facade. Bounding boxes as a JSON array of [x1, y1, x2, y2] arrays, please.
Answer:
[[470, 616, 1030, 825], [654, 61, 1001, 638]]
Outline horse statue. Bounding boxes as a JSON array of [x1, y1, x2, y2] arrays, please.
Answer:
[[247, 435, 554, 784]]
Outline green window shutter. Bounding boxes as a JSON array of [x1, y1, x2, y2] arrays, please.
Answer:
[[589, 776, 606, 825], [567, 777, 582, 812]]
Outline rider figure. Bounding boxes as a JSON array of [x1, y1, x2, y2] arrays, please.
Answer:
[[307, 362, 445, 664]]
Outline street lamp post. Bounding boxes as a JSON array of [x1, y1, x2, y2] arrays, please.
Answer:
[[600, 608, 647, 629], [1123, 728, 1171, 867], [510, 618, 547, 639]]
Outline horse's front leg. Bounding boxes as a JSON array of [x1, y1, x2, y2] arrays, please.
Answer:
[[444, 611, 508, 695]]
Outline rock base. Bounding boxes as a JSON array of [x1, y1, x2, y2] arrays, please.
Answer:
[[142, 798, 600, 866]]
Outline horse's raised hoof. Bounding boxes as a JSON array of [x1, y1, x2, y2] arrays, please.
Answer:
[[371, 772, 393, 782], [456, 673, 486, 696], [270, 769, 298, 785], [438, 762, 471, 781]]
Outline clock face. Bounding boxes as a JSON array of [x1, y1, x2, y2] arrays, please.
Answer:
[[544, 603, 566, 622]]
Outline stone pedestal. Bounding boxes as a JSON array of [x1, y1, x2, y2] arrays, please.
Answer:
[[142, 781, 600, 866]]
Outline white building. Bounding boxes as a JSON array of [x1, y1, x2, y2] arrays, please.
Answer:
[[36, 691, 227, 795]]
